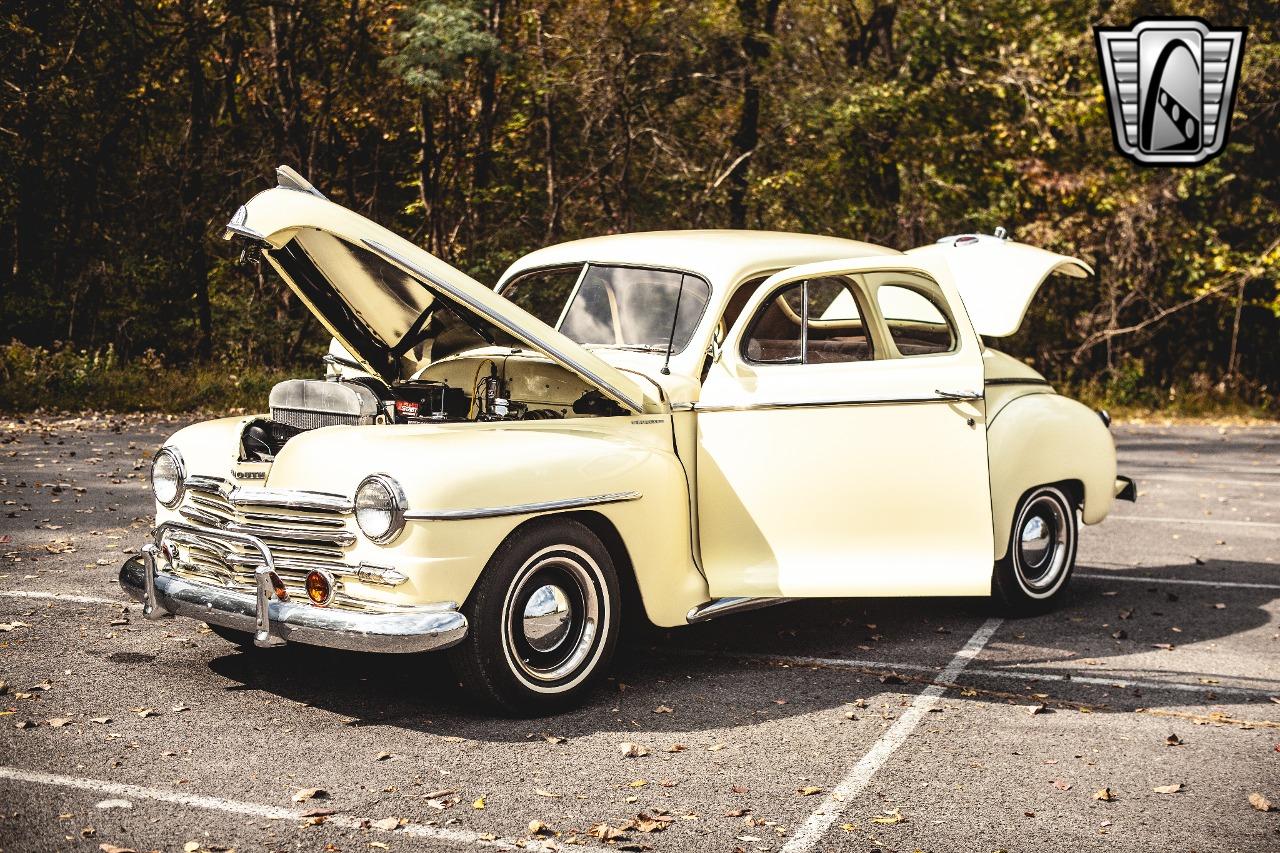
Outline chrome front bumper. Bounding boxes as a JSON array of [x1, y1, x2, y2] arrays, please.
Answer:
[[118, 532, 467, 654]]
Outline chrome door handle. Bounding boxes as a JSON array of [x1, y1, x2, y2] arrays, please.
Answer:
[[935, 389, 982, 401]]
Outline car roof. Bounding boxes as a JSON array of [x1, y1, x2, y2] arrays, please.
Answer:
[[499, 230, 901, 290]]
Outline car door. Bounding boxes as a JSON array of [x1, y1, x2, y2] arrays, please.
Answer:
[[695, 257, 993, 599]]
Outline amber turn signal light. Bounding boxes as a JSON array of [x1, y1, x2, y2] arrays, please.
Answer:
[[268, 571, 288, 602], [305, 570, 333, 606]]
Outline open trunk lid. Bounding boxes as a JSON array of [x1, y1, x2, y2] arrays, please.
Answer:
[[224, 169, 661, 414], [906, 233, 1092, 337]]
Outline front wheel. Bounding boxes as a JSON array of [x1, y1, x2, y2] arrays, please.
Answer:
[[992, 485, 1078, 615], [448, 518, 620, 716]]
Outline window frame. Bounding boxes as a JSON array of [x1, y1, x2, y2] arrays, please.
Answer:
[[739, 275, 877, 366], [865, 274, 960, 360], [496, 261, 715, 356]]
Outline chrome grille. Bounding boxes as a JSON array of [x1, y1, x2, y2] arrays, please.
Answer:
[[166, 476, 390, 610], [271, 407, 363, 431]]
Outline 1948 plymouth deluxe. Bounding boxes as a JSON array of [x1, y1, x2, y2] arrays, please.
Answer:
[[120, 166, 1136, 714]]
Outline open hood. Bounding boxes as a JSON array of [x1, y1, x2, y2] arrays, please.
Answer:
[[906, 234, 1092, 337], [224, 169, 661, 414]]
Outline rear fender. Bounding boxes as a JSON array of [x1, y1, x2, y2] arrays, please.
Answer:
[[987, 393, 1116, 560]]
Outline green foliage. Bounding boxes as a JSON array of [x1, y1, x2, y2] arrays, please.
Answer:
[[385, 1, 502, 94], [0, 341, 292, 414], [0, 0, 1276, 413]]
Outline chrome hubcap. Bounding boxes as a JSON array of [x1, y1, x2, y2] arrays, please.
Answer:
[[1019, 515, 1051, 568], [503, 549, 604, 685], [522, 584, 573, 652], [1015, 493, 1071, 593]]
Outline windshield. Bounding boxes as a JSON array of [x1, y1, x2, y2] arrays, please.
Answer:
[[500, 264, 712, 354]]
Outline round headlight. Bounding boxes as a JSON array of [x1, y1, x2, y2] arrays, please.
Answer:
[[150, 448, 185, 508], [354, 474, 406, 544]]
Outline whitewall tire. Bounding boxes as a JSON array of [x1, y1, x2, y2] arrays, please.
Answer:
[[992, 485, 1078, 614], [448, 517, 620, 715]]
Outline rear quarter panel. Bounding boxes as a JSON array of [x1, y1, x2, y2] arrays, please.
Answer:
[[987, 390, 1116, 560]]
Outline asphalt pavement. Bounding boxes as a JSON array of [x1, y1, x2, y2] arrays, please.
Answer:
[[0, 415, 1276, 853]]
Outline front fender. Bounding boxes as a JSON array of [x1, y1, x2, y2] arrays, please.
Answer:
[[987, 393, 1116, 560], [264, 419, 706, 627]]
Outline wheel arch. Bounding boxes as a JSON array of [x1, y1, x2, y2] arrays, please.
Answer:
[[462, 507, 683, 629]]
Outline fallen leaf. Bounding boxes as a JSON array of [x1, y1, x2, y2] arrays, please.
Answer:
[[528, 820, 551, 835], [375, 751, 393, 761], [1153, 784, 1183, 794], [89, 717, 111, 725], [730, 784, 749, 794], [472, 797, 485, 810], [1165, 733, 1184, 746], [1151, 643, 1175, 651], [1249, 793, 1274, 812], [619, 741, 649, 758], [99, 845, 138, 853], [626, 810, 674, 833], [628, 779, 647, 788], [0, 621, 30, 632], [706, 743, 725, 752], [300, 808, 335, 818], [1052, 779, 1072, 791], [535, 789, 560, 799], [666, 743, 686, 753], [170, 703, 191, 713], [47, 717, 73, 727], [872, 808, 905, 825], [1094, 788, 1116, 802], [540, 733, 567, 744], [653, 704, 673, 714], [724, 808, 749, 817], [797, 786, 823, 796], [15, 720, 34, 729], [291, 788, 328, 803], [183, 843, 200, 853], [129, 707, 158, 718], [587, 822, 625, 841], [94, 800, 132, 810], [1028, 703, 1048, 715], [372, 817, 400, 831]]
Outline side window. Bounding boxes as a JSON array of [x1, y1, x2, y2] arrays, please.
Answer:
[[874, 284, 956, 356], [743, 282, 804, 363], [742, 277, 873, 364]]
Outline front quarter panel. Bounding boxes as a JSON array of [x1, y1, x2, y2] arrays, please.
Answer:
[[987, 393, 1116, 560]]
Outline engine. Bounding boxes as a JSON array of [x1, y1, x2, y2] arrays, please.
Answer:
[[240, 355, 600, 463]]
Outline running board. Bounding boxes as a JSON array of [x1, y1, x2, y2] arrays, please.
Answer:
[[686, 596, 793, 624]]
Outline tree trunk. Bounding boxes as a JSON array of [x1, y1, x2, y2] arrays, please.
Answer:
[[181, 0, 213, 359], [727, 0, 782, 229]]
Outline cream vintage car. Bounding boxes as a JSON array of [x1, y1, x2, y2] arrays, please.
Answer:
[[119, 167, 1136, 714]]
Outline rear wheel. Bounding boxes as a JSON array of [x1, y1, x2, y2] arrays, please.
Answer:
[[448, 518, 620, 716], [992, 485, 1078, 615]]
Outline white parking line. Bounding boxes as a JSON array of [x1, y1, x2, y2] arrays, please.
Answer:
[[709, 650, 1277, 698], [779, 617, 1002, 853], [0, 590, 121, 605], [1075, 572, 1280, 590], [0, 766, 515, 848], [1108, 514, 1280, 529]]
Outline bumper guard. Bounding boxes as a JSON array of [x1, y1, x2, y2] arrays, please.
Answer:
[[119, 523, 467, 654]]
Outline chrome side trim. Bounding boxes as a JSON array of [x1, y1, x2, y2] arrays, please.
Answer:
[[689, 395, 982, 413], [362, 238, 647, 414], [405, 491, 642, 521], [686, 596, 793, 624]]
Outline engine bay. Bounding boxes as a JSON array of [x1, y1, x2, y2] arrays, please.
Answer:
[[240, 350, 627, 462]]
